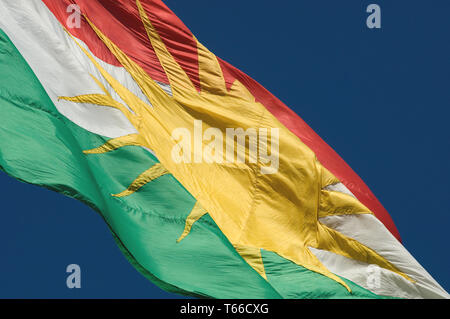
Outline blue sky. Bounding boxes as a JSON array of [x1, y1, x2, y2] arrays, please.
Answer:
[[0, 0, 449, 298]]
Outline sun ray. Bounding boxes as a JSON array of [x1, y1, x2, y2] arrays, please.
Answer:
[[177, 201, 208, 243], [136, 0, 197, 96], [58, 94, 135, 123], [83, 134, 146, 154], [321, 166, 340, 188], [317, 223, 414, 282], [89, 73, 112, 96], [63, 26, 155, 121], [195, 37, 227, 95], [83, 16, 170, 108], [319, 189, 373, 218], [229, 79, 255, 102], [113, 163, 169, 197], [234, 245, 267, 280], [300, 246, 351, 292]]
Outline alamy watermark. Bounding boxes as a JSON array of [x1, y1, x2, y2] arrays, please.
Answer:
[[66, 4, 81, 29], [66, 264, 81, 289], [171, 120, 280, 174], [366, 4, 381, 29]]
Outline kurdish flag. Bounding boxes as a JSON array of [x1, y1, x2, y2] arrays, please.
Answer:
[[0, 0, 448, 299]]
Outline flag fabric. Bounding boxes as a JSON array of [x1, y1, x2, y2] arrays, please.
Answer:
[[0, 0, 447, 299]]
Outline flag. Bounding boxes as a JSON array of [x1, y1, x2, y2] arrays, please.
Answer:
[[0, 0, 447, 299]]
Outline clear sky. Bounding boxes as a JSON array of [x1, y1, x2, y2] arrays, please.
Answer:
[[0, 0, 449, 298]]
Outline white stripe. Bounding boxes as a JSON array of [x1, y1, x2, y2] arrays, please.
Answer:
[[323, 182, 355, 198], [315, 214, 449, 298], [0, 0, 170, 139], [309, 247, 422, 299]]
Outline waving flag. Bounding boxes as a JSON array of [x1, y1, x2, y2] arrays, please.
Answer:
[[0, 0, 448, 299]]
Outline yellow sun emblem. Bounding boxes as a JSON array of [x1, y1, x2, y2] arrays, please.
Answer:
[[59, 0, 412, 292]]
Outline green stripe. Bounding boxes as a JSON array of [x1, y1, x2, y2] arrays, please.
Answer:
[[0, 28, 381, 299]]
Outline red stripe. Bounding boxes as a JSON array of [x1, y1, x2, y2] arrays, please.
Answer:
[[42, 0, 401, 241]]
